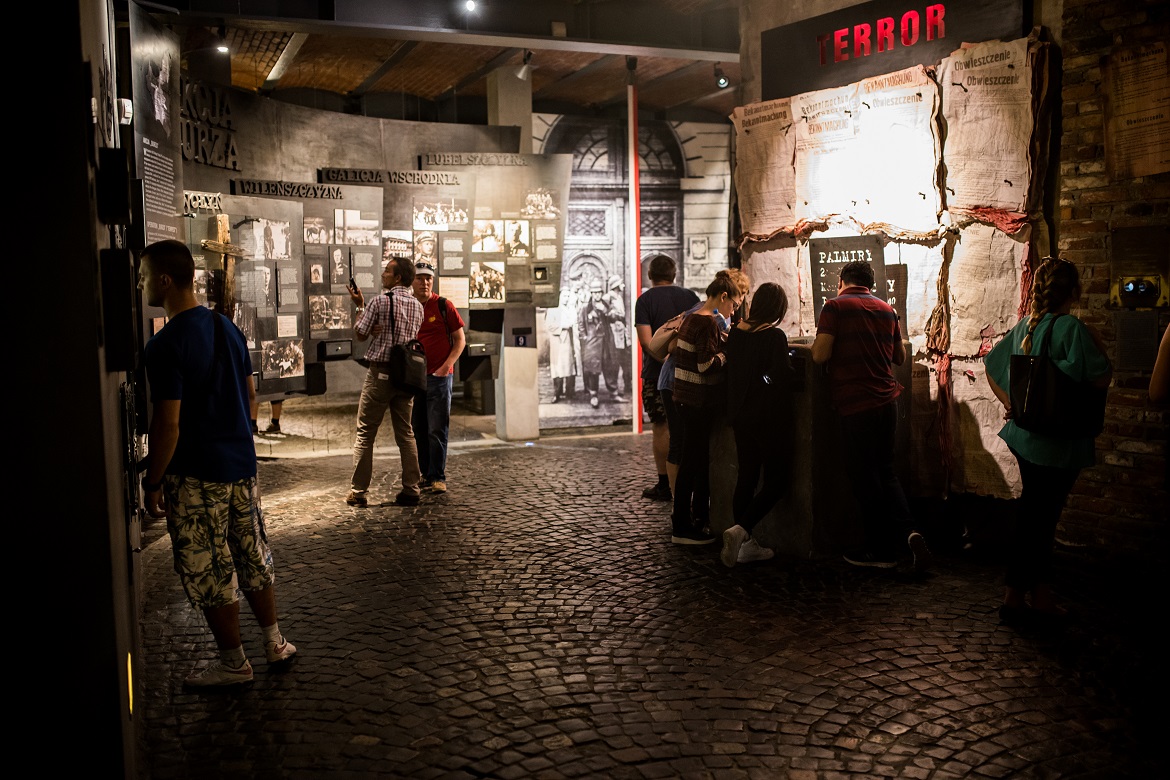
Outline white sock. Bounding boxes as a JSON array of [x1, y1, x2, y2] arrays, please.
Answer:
[[262, 623, 283, 644], [220, 645, 248, 668]]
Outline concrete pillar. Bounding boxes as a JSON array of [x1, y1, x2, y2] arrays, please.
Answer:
[[495, 306, 540, 441], [487, 65, 533, 153], [488, 63, 538, 439]]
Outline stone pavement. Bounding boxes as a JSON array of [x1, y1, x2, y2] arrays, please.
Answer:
[[135, 399, 1156, 779]]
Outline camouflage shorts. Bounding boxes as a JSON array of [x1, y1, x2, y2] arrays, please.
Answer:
[[164, 475, 275, 610], [641, 380, 667, 425]]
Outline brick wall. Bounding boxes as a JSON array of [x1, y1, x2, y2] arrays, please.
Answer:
[[1056, 0, 1168, 569]]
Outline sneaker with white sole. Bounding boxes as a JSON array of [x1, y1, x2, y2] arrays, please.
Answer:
[[721, 524, 748, 567], [907, 532, 933, 573], [184, 659, 254, 687], [737, 538, 775, 563], [265, 637, 298, 664], [671, 527, 716, 545], [843, 548, 898, 569]]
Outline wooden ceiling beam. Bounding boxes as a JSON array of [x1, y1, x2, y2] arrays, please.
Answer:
[[596, 60, 708, 108], [260, 32, 308, 92], [532, 53, 621, 99], [350, 40, 420, 97], [434, 47, 523, 102]]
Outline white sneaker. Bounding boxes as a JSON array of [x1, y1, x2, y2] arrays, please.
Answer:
[[265, 637, 298, 663], [737, 538, 774, 563], [721, 524, 748, 568], [184, 659, 254, 687], [907, 532, 933, 573]]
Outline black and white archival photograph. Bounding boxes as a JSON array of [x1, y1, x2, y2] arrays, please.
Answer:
[[308, 294, 353, 332], [382, 229, 413, 261], [521, 187, 562, 219], [469, 261, 506, 303], [261, 338, 305, 379], [334, 209, 380, 246], [412, 198, 469, 231], [472, 220, 504, 253], [505, 220, 531, 257], [231, 301, 257, 348], [304, 216, 331, 245], [328, 246, 349, 286]]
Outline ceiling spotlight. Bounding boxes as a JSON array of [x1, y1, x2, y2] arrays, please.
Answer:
[[516, 50, 533, 81], [714, 64, 729, 89], [464, 1, 477, 11], [215, 24, 229, 54]]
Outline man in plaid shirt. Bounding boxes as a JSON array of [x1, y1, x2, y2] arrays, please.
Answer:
[[346, 256, 425, 507]]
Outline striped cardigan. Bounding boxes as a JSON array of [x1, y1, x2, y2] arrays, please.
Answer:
[[671, 312, 727, 409]]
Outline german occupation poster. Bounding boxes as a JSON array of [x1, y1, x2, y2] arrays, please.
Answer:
[[731, 97, 796, 239]]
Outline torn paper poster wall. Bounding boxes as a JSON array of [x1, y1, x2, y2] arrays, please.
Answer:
[[937, 35, 1041, 214], [854, 65, 943, 233], [731, 98, 797, 240], [948, 222, 1028, 357], [741, 238, 810, 336], [948, 357, 1020, 498]]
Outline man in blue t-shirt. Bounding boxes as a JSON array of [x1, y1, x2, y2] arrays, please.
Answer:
[[140, 239, 296, 687], [634, 255, 700, 501]]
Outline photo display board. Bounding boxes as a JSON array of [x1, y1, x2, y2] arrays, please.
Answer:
[[183, 193, 306, 395], [230, 180, 383, 365], [301, 185, 383, 361], [378, 169, 479, 315], [129, 3, 183, 245], [420, 153, 572, 309]]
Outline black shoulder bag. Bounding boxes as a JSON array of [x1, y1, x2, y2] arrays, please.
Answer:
[[386, 291, 428, 395], [1009, 314, 1107, 438]]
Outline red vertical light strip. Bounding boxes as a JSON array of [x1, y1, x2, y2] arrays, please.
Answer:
[[628, 80, 642, 434]]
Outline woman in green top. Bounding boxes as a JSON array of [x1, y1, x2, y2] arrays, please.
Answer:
[[983, 257, 1111, 625]]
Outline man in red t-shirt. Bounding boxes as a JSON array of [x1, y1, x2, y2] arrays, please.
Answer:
[[812, 260, 931, 573], [410, 260, 466, 493]]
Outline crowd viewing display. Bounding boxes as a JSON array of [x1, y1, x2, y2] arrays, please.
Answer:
[[54, 1, 1167, 776]]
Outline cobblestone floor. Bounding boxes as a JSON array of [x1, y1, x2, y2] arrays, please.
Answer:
[[136, 411, 1156, 779]]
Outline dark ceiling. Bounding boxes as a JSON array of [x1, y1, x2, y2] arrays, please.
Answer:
[[144, 0, 743, 124]]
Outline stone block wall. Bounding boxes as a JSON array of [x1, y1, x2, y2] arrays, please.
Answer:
[[1054, 0, 1168, 568]]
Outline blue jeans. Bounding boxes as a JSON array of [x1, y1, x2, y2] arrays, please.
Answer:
[[411, 373, 453, 482]]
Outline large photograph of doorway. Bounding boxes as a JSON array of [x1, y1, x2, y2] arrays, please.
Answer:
[[534, 116, 697, 428]]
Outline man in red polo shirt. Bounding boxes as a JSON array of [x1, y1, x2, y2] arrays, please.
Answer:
[[410, 260, 466, 494], [812, 260, 931, 573]]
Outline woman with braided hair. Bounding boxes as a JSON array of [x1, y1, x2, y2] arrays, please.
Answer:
[[983, 256, 1111, 627]]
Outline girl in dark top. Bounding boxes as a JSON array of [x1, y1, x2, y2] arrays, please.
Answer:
[[721, 283, 796, 567]]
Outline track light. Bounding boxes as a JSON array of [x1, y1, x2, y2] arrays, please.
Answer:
[[215, 24, 229, 54], [516, 50, 533, 81], [714, 64, 729, 89]]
